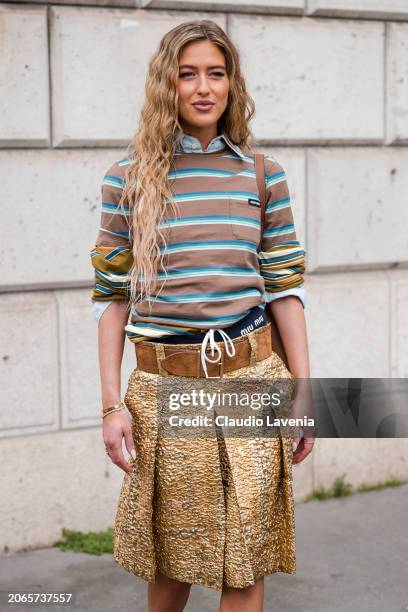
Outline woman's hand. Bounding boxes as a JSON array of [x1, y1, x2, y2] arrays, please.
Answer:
[[291, 377, 316, 465], [103, 409, 136, 474], [292, 433, 315, 465]]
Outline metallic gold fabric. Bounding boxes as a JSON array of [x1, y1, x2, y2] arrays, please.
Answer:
[[113, 347, 296, 591]]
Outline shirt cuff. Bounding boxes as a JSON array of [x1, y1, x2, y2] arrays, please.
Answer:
[[91, 300, 114, 324], [262, 284, 307, 309]]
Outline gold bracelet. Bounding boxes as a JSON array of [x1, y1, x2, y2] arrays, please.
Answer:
[[103, 401, 125, 413], [102, 406, 125, 419], [102, 401, 126, 418]]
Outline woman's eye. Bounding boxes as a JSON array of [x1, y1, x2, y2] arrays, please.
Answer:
[[179, 71, 225, 78]]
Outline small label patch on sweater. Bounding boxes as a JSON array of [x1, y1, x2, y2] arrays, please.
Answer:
[[248, 198, 260, 207]]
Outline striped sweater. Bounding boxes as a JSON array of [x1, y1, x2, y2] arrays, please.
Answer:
[[89, 129, 306, 344]]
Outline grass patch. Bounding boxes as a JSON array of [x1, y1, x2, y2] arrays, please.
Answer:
[[305, 474, 352, 502], [356, 477, 407, 493], [305, 474, 408, 502], [53, 527, 113, 555], [332, 475, 353, 497], [305, 486, 331, 501]]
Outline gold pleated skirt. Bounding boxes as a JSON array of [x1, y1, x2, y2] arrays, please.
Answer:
[[113, 340, 296, 592]]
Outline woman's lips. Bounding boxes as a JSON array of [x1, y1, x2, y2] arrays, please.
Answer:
[[192, 103, 214, 112]]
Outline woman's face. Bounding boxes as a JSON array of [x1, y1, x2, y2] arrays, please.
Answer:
[[177, 40, 229, 134]]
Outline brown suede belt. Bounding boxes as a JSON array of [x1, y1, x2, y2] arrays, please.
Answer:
[[134, 323, 273, 378]]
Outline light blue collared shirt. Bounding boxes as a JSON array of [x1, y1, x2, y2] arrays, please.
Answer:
[[174, 128, 247, 159]]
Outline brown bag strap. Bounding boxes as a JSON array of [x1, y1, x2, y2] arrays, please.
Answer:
[[254, 151, 290, 369], [254, 153, 266, 252]]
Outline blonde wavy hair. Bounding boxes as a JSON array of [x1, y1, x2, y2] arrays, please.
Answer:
[[118, 19, 257, 309]]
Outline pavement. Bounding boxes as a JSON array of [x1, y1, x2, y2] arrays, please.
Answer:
[[1, 484, 407, 612]]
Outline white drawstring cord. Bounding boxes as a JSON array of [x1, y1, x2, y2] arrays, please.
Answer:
[[200, 328, 236, 378]]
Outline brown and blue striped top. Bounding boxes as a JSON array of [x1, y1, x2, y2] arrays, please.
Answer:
[[89, 129, 306, 344]]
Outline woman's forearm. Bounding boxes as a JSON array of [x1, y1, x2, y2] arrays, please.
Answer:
[[267, 296, 310, 379], [98, 300, 130, 410]]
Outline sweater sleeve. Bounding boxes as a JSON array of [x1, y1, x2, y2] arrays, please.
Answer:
[[258, 156, 306, 308], [89, 160, 134, 308]]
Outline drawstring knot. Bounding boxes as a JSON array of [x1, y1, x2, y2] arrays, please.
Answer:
[[200, 328, 236, 378]]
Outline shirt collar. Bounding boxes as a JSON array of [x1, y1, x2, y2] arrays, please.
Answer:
[[174, 128, 247, 160]]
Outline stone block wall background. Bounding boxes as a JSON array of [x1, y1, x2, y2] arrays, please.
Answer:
[[1, 0, 408, 552]]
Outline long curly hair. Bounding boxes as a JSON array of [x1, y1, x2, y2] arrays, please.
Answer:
[[118, 19, 257, 308]]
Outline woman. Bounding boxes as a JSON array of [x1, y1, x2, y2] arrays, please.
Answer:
[[90, 19, 314, 612]]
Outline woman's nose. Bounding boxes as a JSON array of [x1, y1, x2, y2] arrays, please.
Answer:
[[196, 74, 210, 93]]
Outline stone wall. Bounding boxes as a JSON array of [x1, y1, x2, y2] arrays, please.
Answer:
[[1, 0, 408, 552]]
